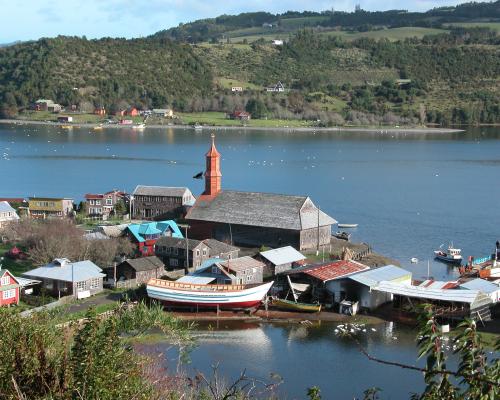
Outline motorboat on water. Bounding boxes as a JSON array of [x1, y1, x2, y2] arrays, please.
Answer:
[[333, 231, 351, 241], [338, 223, 358, 228], [434, 244, 462, 264], [146, 278, 273, 310]]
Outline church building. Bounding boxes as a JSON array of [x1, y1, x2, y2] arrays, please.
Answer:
[[185, 135, 337, 251]]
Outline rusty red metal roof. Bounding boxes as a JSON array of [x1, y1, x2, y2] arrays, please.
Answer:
[[300, 260, 370, 282]]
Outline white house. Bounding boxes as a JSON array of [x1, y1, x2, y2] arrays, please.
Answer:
[[231, 87, 243, 92], [265, 81, 285, 92], [0, 201, 19, 228]]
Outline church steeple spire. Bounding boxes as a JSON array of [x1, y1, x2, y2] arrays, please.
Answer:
[[203, 133, 222, 196]]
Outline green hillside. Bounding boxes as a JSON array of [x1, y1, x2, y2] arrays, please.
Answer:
[[0, 2, 499, 126]]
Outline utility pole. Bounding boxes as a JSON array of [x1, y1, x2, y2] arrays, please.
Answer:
[[316, 206, 320, 256], [185, 225, 189, 272]]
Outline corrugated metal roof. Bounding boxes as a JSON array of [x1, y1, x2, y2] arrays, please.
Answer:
[[23, 260, 105, 283], [375, 281, 485, 304], [260, 246, 306, 266], [460, 278, 499, 294], [349, 265, 411, 287], [290, 260, 369, 282], [187, 191, 336, 231], [220, 256, 265, 273], [419, 280, 460, 290], [176, 276, 215, 285]]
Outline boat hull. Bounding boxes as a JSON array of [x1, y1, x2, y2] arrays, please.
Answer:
[[434, 254, 462, 264], [272, 298, 321, 313], [147, 280, 273, 310]]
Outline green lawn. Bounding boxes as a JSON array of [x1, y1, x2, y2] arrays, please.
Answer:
[[321, 27, 449, 41], [0, 243, 34, 275], [16, 111, 144, 124], [446, 22, 500, 32], [177, 111, 315, 128]]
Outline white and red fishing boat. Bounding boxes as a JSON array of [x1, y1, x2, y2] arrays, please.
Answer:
[[146, 278, 273, 310]]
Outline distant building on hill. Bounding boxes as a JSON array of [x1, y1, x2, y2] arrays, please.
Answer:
[[152, 109, 174, 118], [84, 190, 128, 219], [229, 111, 251, 120], [265, 81, 285, 92]]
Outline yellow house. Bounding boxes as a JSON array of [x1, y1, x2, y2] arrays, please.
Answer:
[[28, 197, 74, 219]]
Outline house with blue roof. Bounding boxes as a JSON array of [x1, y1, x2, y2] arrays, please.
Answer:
[[126, 220, 183, 256]]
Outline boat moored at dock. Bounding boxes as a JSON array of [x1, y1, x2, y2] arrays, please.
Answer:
[[146, 278, 273, 310], [434, 244, 462, 264]]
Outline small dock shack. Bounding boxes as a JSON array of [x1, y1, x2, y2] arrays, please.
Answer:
[[374, 281, 493, 322], [279, 260, 370, 306], [342, 265, 412, 311], [257, 246, 306, 276]]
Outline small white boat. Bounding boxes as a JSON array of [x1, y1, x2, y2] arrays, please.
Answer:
[[193, 124, 203, 130], [147, 278, 273, 310], [411, 257, 419, 264], [434, 244, 462, 265], [338, 223, 358, 228], [132, 123, 145, 130]]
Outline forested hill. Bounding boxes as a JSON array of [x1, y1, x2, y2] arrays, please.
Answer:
[[0, 37, 212, 111], [153, 1, 500, 43], [0, 2, 499, 126]]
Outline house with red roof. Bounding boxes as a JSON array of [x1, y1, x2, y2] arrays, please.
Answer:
[[0, 269, 20, 307], [229, 111, 251, 120]]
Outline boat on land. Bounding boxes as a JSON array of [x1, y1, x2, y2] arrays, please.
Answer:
[[338, 223, 358, 228], [132, 123, 145, 130], [434, 244, 462, 264], [333, 231, 351, 241], [146, 278, 273, 310], [272, 298, 321, 313], [193, 123, 203, 130], [93, 125, 103, 131]]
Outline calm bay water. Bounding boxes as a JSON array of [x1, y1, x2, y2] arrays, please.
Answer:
[[1, 123, 499, 397]]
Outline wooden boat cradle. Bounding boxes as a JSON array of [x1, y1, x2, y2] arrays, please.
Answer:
[[148, 278, 261, 292]]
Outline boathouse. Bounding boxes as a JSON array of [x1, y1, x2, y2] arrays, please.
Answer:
[[186, 135, 337, 250], [257, 246, 306, 276]]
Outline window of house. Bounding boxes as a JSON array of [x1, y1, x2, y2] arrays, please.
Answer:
[[173, 248, 178, 255], [106, 198, 112, 205], [90, 278, 100, 289], [170, 259, 178, 267], [2, 289, 15, 299], [202, 249, 207, 256], [196, 249, 200, 256], [1, 275, 10, 286], [166, 247, 171, 254], [76, 281, 87, 291], [211, 266, 219, 274], [247, 275, 252, 281]]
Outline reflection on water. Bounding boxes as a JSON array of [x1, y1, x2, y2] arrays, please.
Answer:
[[140, 320, 438, 399]]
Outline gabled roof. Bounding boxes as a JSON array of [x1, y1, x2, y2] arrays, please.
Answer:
[[349, 265, 411, 288], [460, 278, 499, 294], [285, 260, 370, 282], [0, 270, 20, 287], [120, 256, 164, 272], [156, 236, 203, 250], [133, 185, 192, 198], [202, 239, 239, 256], [23, 260, 105, 283], [220, 257, 265, 273], [187, 190, 336, 231], [259, 246, 305, 266], [0, 201, 19, 217], [127, 220, 183, 243]]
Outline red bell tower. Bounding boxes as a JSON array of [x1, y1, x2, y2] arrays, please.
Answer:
[[203, 133, 222, 196]]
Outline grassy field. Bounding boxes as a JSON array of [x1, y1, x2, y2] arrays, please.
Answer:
[[177, 111, 315, 128], [17, 111, 144, 124], [446, 22, 500, 32], [0, 243, 34, 275], [216, 77, 261, 90], [321, 27, 448, 41]]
